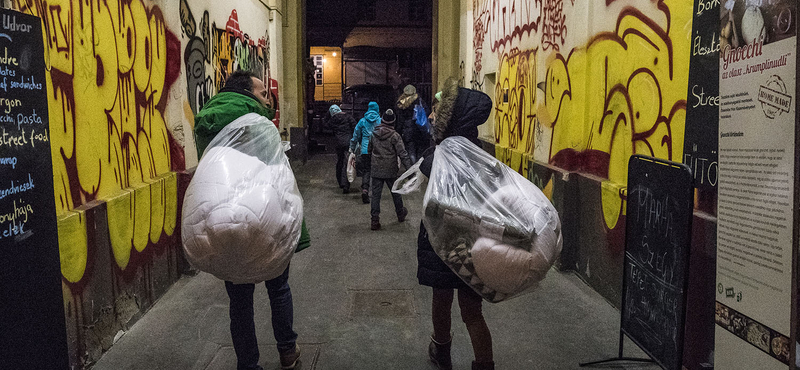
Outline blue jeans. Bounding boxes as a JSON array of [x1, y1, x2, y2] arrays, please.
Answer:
[[225, 265, 297, 370]]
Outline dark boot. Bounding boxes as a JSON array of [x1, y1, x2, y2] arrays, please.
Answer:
[[428, 335, 452, 370], [471, 361, 495, 370], [397, 207, 408, 222], [361, 190, 370, 204], [371, 217, 381, 230]]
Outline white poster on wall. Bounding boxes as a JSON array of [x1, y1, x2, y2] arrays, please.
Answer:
[[715, 1, 796, 369]]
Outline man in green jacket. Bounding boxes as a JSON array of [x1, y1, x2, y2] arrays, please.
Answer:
[[194, 72, 276, 159], [193, 70, 302, 370]]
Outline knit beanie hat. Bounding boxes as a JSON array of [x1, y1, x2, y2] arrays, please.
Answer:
[[329, 104, 342, 116], [403, 85, 417, 96], [382, 109, 396, 125]]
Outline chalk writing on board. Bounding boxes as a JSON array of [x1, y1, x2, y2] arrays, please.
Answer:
[[633, 184, 679, 245], [0, 198, 34, 225], [0, 156, 17, 168], [2, 14, 34, 33], [8, 75, 42, 90], [0, 173, 35, 200], [0, 65, 15, 76], [695, 0, 720, 16], [0, 127, 48, 149], [1, 46, 19, 65], [0, 218, 28, 240], [15, 109, 42, 129], [1, 97, 22, 113], [692, 32, 720, 57]]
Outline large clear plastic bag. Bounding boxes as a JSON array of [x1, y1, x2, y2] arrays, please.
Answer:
[[182, 113, 303, 284], [423, 137, 563, 302]]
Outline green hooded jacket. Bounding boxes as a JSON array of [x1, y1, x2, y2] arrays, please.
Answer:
[[192, 90, 310, 252], [194, 90, 276, 159]]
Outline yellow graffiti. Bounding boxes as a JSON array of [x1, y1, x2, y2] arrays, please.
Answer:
[[14, 0, 178, 279], [494, 48, 537, 154], [495, 145, 529, 178], [57, 210, 87, 283], [539, 0, 691, 229]]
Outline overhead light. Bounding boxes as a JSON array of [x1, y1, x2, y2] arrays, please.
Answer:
[[332, 52, 337, 57]]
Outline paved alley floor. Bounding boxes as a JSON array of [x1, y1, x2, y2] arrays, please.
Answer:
[[92, 148, 660, 370]]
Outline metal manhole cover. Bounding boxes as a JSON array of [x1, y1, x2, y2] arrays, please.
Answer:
[[350, 290, 414, 317]]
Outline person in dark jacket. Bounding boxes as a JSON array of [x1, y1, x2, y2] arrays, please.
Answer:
[[367, 109, 412, 230], [417, 78, 495, 370], [396, 84, 432, 163], [328, 104, 357, 193], [193, 70, 302, 370]]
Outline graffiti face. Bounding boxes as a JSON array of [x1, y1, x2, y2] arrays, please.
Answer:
[[181, 5, 271, 114], [185, 37, 211, 113], [494, 49, 537, 153]]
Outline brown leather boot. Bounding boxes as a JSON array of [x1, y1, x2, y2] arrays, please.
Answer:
[[428, 335, 452, 370], [472, 360, 495, 370], [279, 344, 301, 369]]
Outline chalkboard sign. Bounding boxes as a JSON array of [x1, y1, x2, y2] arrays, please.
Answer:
[[0, 8, 70, 369], [682, 0, 720, 191], [620, 155, 693, 370]]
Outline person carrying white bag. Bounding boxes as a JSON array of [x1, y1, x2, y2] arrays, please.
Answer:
[[184, 71, 305, 370], [414, 78, 562, 370]]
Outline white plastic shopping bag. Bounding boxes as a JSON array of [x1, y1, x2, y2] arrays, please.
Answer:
[[347, 152, 357, 183], [392, 158, 426, 194]]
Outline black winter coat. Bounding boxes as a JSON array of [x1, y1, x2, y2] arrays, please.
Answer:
[[416, 146, 471, 289], [330, 112, 357, 148], [416, 82, 493, 289], [395, 96, 419, 141]]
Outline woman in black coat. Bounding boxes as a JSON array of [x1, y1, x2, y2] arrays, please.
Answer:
[[417, 78, 495, 370]]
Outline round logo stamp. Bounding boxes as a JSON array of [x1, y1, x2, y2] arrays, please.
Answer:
[[758, 75, 792, 119]]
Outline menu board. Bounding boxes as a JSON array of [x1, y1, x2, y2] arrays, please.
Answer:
[[683, 0, 721, 191], [715, 1, 796, 369], [0, 8, 69, 368], [620, 155, 694, 370]]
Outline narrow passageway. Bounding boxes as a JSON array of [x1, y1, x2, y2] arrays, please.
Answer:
[[91, 150, 659, 370]]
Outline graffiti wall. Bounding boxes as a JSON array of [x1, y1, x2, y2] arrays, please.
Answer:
[[179, 0, 277, 118], [469, 0, 691, 231], [8, 0, 185, 367], [463, 1, 720, 368], [3, 0, 283, 368]]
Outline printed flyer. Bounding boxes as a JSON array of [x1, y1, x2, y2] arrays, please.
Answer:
[[715, 0, 796, 369]]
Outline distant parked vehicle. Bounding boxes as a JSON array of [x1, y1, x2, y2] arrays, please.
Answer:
[[339, 84, 397, 121]]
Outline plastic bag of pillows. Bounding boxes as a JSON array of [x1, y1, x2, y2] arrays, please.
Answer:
[[423, 136, 562, 302], [182, 113, 303, 284]]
